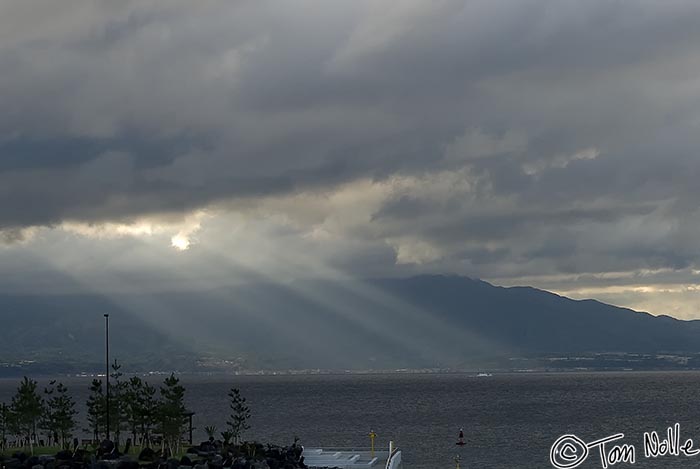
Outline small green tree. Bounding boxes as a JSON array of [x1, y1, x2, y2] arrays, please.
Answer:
[[124, 377, 142, 445], [124, 376, 158, 448], [226, 388, 251, 445], [220, 430, 233, 446], [85, 379, 105, 442], [139, 381, 158, 448], [10, 377, 44, 454], [109, 359, 128, 446], [41, 381, 78, 449], [157, 374, 186, 454], [204, 425, 217, 442]]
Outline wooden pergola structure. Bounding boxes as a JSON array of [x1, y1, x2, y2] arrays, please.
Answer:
[[184, 410, 195, 445]]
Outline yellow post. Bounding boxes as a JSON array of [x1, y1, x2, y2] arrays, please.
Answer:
[[369, 430, 377, 458]]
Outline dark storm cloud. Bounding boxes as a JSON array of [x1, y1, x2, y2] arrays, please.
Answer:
[[4, 0, 700, 290]]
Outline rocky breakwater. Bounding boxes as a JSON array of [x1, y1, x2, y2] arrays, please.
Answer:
[[0, 439, 320, 469]]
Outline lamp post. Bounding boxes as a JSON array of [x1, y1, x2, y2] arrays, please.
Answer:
[[104, 313, 110, 441]]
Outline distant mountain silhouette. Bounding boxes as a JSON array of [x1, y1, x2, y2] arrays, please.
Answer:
[[373, 276, 700, 354], [0, 294, 196, 374], [1, 275, 699, 372]]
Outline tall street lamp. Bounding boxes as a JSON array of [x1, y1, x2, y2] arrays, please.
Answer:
[[104, 313, 110, 441]]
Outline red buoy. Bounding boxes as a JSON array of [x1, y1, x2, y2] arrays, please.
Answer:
[[456, 428, 466, 446]]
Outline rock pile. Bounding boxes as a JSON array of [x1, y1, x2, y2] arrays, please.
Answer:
[[0, 440, 320, 469]]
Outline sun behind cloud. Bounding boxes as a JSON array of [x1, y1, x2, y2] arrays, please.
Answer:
[[170, 234, 191, 251]]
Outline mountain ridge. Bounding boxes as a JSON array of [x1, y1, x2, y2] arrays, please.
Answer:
[[2, 274, 699, 373]]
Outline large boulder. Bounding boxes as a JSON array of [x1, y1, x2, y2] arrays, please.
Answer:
[[198, 442, 215, 453], [3, 458, 21, 469], [100, 440, 115, 453], [138, 448, 157, 463], [93, 461, 111, 469], [117, 461, 139, 469], [98, 440, 117, 459], [54, 450, 72, 461]]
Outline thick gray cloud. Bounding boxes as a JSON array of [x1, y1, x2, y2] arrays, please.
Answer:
[[3, 0, 700, 316]]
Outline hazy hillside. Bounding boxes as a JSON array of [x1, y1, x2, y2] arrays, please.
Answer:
[[2, 275, 700, 373], [374, 276, 700, 354], [0, 295, 197, 374]]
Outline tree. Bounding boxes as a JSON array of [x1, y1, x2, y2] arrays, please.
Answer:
[[10, 377, 44, 454], [41, 381, 78, 449], [124, 377, 142, 446], [124, 376, 157, 447], [226, 388, 251, 445], [139, 381, 158, 448], [157, 374, 186, 454], [109, 359, 128, 446], [220, 430, 233, 446], [204, 425, 217, 442], [85, 379, 105, 442]]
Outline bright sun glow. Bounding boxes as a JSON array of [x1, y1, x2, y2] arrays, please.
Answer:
[[170, 234, 190, 251]]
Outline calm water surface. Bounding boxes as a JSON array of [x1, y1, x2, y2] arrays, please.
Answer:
[[2, 372, 700, 469]]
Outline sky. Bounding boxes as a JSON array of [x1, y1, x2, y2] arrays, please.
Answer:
[[2, 0, 700, 319]]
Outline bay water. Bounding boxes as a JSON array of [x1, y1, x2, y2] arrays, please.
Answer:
[[3, 372, 700, 468]]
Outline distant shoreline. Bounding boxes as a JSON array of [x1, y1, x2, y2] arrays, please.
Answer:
[[5, 368, 700, 380]]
